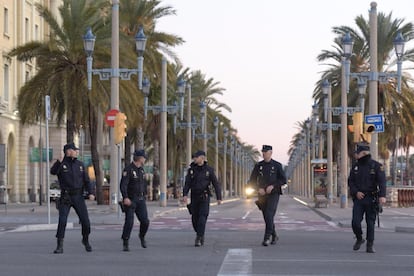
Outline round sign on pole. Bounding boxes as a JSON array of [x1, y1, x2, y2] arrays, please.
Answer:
[[105, 109, 119, 127]]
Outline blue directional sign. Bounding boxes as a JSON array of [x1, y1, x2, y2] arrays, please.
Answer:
[[365, 114, 384, 133]]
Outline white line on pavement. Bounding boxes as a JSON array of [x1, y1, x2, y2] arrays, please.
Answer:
[[217, 248, 252, 276]]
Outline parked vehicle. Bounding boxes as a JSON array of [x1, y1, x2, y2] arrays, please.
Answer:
[[49, 181, 61, 201]]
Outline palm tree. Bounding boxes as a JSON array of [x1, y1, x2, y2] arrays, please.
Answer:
[[315, 11, 414, 176]]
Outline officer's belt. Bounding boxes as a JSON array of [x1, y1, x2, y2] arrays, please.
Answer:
[[62, 189, 82, 196]]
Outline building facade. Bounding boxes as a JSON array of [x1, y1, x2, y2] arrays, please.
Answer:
[[0, 0, 66, 203]]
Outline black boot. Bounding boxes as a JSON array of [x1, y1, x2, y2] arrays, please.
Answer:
[[122, 239, 129, 252], [195, 236, 202, 247], [200, 236, 204, 246], [262, 235, 271, 246], [353, 238, 365, 251], [366, 241, 375, 253], [139, 234, 147, 248], [82, 236, 92, 252], [271, 230, 279, 245], [53, 239, 63, 254]]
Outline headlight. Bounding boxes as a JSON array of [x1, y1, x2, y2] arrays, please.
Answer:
[[245, 187, 255, 196]]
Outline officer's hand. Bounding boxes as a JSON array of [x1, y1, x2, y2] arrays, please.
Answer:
[[88, 194, 95, 201], [183, 196, 188, 204], [379, 197, 386, 204], [265, 185, 274, 194], [356, 192, 365, 200], [217, 200, 222, 205], [258, 188, 266, 196], [123, 198, 131, 206]]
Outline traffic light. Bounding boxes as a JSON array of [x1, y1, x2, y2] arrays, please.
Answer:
[[348, 112, 363, 142], [114, 112, 127, 144], [361, 123, 375, 143]]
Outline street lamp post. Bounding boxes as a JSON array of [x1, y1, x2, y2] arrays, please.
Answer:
[[342, 3, 405, 161], [213, 118, 228, 198], [140, 59, 186, 207], [83, 1, 147, 205]]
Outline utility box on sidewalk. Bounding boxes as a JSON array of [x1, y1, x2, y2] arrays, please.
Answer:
[[102, 185, 110, 205]]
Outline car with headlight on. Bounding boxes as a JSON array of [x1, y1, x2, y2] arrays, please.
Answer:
[[245, 185, 256, 199]]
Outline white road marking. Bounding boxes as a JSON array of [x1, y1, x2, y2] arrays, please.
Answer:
[[242, 211, 251, 220], [217, 248, 252, 276]]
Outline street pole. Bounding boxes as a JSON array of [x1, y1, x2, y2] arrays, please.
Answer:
[[160, 58, 167, 207], [186, 84, 192, 165], [327, 84, 334, 204], [214, 118, 219, 176], [369, 2, 378, 160], [109, 0, 120, 205], [222, 129, 228, 199], [340, 56, 348, 208], [229, 137, 234, 198]]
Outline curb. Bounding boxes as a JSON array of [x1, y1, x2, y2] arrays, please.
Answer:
[[10, 222, 73, 232], [395, 226, 414, 233]]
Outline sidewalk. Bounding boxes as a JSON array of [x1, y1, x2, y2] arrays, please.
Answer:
[[295, 196, 414, 233]]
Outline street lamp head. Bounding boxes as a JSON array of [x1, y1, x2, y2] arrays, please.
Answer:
[[305, 118, 310, 129], [321, 79, 330, 95], [176, 78, 186, 97], [142, 77, 150, 96], [393, 32, 405, 60], [213, 116, 219, 127], [341, 32, 354, 58], [199, 101, 206, 114], [357, 78, 367, 96], [83, 27, 96, 57], [223, 127, 229, 137], [135, 26, 147, 56]]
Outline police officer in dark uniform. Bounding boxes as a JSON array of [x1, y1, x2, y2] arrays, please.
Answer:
[[183, 150, 222, 247], [120, 149, 150, 251], [348, 142, 386, 253], [249, 145, 287, 246], [50, 142, 95, 254]]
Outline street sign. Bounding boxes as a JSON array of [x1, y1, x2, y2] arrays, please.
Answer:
[[365, 114, 384, 133], [105, 109, 119, 127]]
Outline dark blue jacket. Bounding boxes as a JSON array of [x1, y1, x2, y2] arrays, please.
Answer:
[[183, 162, 222, 200], [120, 162, 147, 199], [249, 159, 287, 194], [50, 156, 91, 194], [348, 154, 386, 198]]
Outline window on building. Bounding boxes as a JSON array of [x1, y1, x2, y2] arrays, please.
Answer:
[[25, 18, 29, 42], [3, 8, 8, 34], [3, 64, 9, 102], [25, 71, 30, 83], [35, 24, 39, 40]]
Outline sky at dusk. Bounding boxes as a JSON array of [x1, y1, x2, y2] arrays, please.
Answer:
[[156, 0, 414, 165]]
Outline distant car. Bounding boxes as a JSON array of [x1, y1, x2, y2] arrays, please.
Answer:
[[49, 181, 61, 201], [245, 185, 256, 199]]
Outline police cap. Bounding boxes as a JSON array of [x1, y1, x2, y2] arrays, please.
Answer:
[[261, 145, 272, 152], [133, 149, 147, 158], [355, 142, 370, 154], [63, 142, 79, 153], [193, 150, 206, 157]]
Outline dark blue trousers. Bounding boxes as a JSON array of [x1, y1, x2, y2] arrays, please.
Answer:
[[190, 194, 210, 237], [56, 194, 90, 239], [122, 197, 150, 240], [260, 193, 280, 238], [352, 195, 376, 242]]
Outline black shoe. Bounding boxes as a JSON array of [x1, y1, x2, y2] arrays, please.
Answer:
[[82, 237, 92, 252], [271, 232, 279, 245], [366, 242, 375, 253], [139, 235, 147, 248], [122, 239, 129, 252], [53, 239, 63, 254], [353, 238, 365, 251], [262, 238, 271, 246], [195, 236, 202, 247], [200, 236, 204, 246]]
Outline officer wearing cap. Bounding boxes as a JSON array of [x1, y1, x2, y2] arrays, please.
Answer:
[[183, 150, 222, 247], [120, 149, 150, 251], [50, 142, 95, 254], [249, 145, 287, 246], [348, 142, 386, 253]]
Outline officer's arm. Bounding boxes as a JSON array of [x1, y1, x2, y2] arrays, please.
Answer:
[[50, 160, 61, 175], [82, 164, 93, 195], [376, 164, 387, 198], [249, 164, 259, 189], [276, 164, 287, 186], [348, 168, 358, 197], [120, 169, 130, 199]]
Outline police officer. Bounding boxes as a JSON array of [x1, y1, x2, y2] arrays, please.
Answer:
[[183, 150, 222, 247], [249, 145, 287, 246], [120, 149, 150, 251], [50, 142, 95, 254], [348, 142, 386, 253]]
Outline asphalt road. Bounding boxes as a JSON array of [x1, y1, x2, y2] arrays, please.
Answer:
[[1, 198, 413, 276]]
